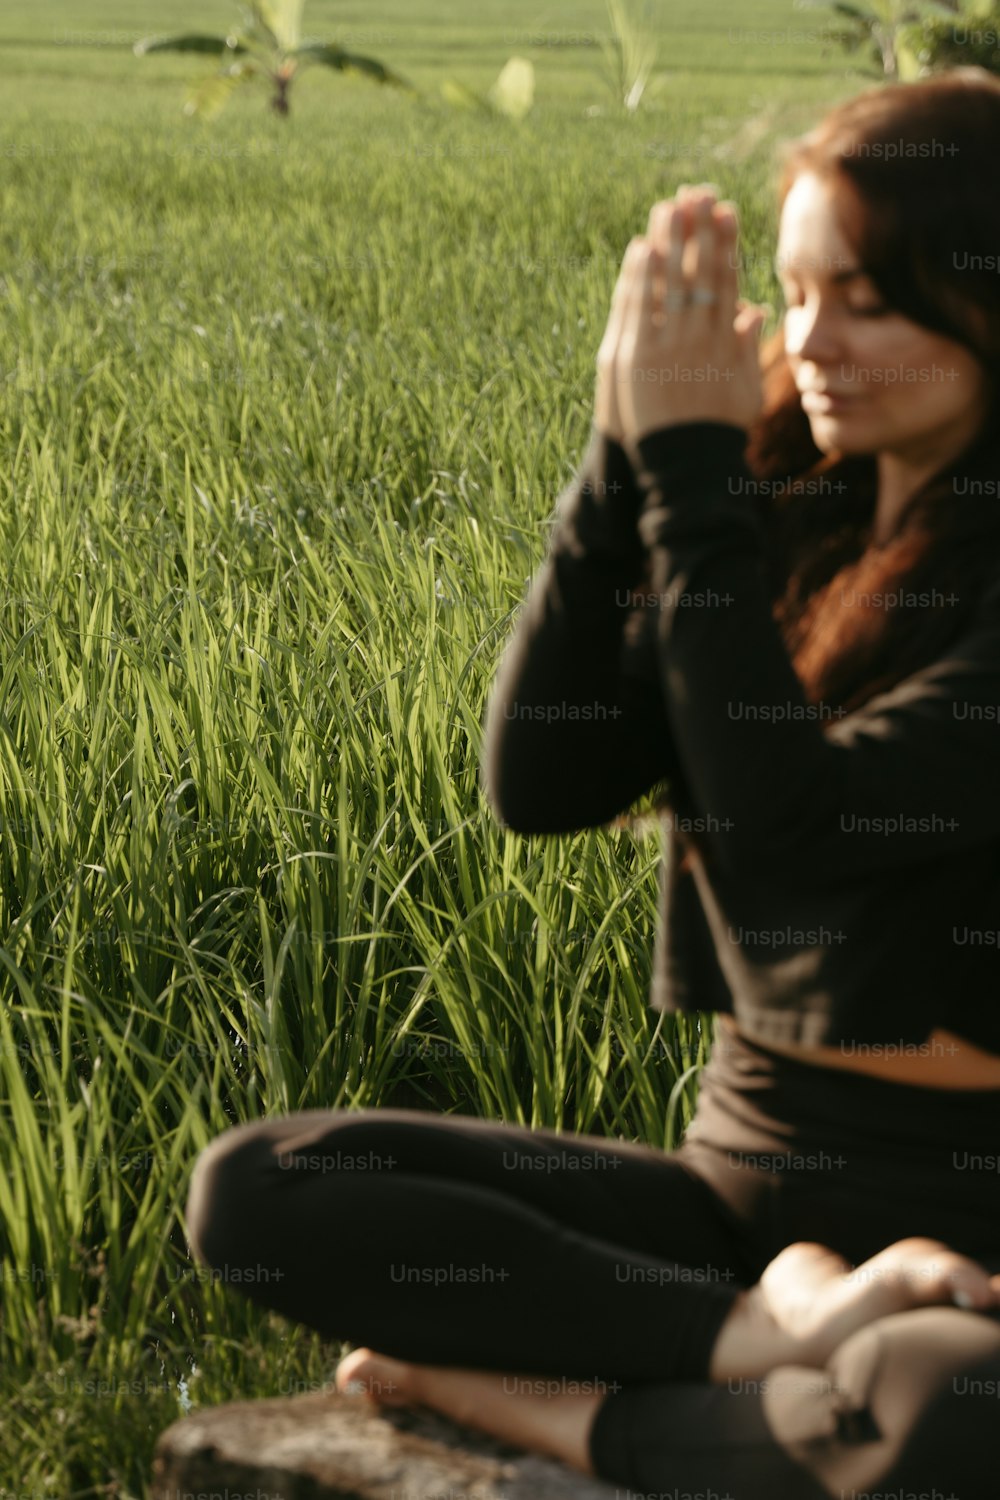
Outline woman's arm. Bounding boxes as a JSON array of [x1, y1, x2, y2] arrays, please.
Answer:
[[631, 419, 1000, 880], [480, 424, 679, 835]]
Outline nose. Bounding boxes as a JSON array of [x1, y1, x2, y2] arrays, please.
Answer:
[[783, 298, 842, 369]]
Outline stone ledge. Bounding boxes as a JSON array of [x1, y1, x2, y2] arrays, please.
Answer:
[[152, 1389, 619, 1500]]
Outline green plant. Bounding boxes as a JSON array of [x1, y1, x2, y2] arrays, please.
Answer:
[[440, 56, 536, 120], [599, 0, 664, 112], [3, 4, 860, 1483], [906, 1, 1000, 73], [135, 0, 415, 118], [795, 0, 965, 79]]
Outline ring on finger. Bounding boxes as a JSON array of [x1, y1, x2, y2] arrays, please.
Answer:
[[666, 288, 719, 310]]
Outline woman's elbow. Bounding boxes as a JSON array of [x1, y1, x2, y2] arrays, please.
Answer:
[[480, 762, 546, 835]]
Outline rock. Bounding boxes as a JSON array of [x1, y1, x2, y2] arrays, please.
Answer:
[[152, 1388, 619, 1500]]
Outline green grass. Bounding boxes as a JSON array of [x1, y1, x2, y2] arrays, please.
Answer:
[[0, 2, 866, 1493]]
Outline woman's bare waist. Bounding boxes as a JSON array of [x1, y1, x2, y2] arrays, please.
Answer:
[[718, 1015, 1000, 1090]]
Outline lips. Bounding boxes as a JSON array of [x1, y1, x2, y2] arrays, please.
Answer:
[[800, 389, 858, 411]]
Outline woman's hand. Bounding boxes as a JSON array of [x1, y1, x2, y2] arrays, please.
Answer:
[[595, 184, 769, 449]]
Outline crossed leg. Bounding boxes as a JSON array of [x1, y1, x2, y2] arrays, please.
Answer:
[[185, 1108, 1000, 1495], [335, 1238, 1000, 1485]]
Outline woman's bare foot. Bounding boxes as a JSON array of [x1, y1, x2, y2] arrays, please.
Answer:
[[709, 1237, 1000, 1382], [335, 1347, 604, 1476], [333, 1241, 1000, 1479], [335, 1346, 416, 1407]]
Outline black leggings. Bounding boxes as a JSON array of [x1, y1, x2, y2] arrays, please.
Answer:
[[185, 1024, 1000, 1498]]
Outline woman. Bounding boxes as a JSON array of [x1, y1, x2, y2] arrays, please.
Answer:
[[186, 69, 1000, 1498]]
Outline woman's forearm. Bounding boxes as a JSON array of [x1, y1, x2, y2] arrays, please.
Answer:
[[481, 427, 678, 835]]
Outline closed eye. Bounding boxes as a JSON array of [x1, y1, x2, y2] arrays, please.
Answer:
[[780, 288, 890, 318]]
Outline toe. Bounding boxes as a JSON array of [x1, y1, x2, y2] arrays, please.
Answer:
[[943, 1259, 997, 1310], [336, 1348, 415, 1406], [922, 1247, 996, 1310], [883, 1240, 998, 1311], [335, 1347, 377, 1396]]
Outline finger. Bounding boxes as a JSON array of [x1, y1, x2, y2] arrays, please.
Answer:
[[734, 306, 767, 373], [733, 304, 754, 334], [692, 195, 717, 283], [601, 269, 629, 355], [647, 202, 674, 313], [622, 240, 658, 343], [620, 235, 647, 294], [946, 1257, 1000, 1311], [735, 302, 770, 336], [714, 202, 741, 324], [646, 199, 673, 252], [611, 253, 628, 294], [614, 239, 643, 350], [677, 185, 717, 283], [735, 305, 768, 405], [611, 236, 645, 311], [673, 190, 699, 284], [596, 244, 636, 365], [609, 259, 629, 317], [675, 181, 720, 206], [686, 195, 719, 336], [664, 199, 686, 321]]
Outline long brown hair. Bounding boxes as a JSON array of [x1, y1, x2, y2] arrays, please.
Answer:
[[622, 68, 1000, 863]]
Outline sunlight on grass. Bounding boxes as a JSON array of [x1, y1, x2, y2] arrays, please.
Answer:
[[0, 1, 856, 1490]]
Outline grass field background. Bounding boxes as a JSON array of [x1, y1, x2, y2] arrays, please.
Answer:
[[0, 2, 866, 1493]]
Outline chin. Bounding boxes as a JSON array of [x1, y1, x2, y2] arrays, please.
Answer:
[[806, 411, 880, 457]]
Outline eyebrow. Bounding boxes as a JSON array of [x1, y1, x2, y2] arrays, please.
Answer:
[[774, 258, 869, 285]]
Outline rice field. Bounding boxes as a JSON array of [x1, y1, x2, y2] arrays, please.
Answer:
[[0, 1, 864, 1492]]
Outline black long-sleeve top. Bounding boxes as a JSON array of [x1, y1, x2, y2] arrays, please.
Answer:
[[481, 421, 1000, 1052]]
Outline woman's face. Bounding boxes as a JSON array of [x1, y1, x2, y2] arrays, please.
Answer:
[[775, 171, 989, 460]]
